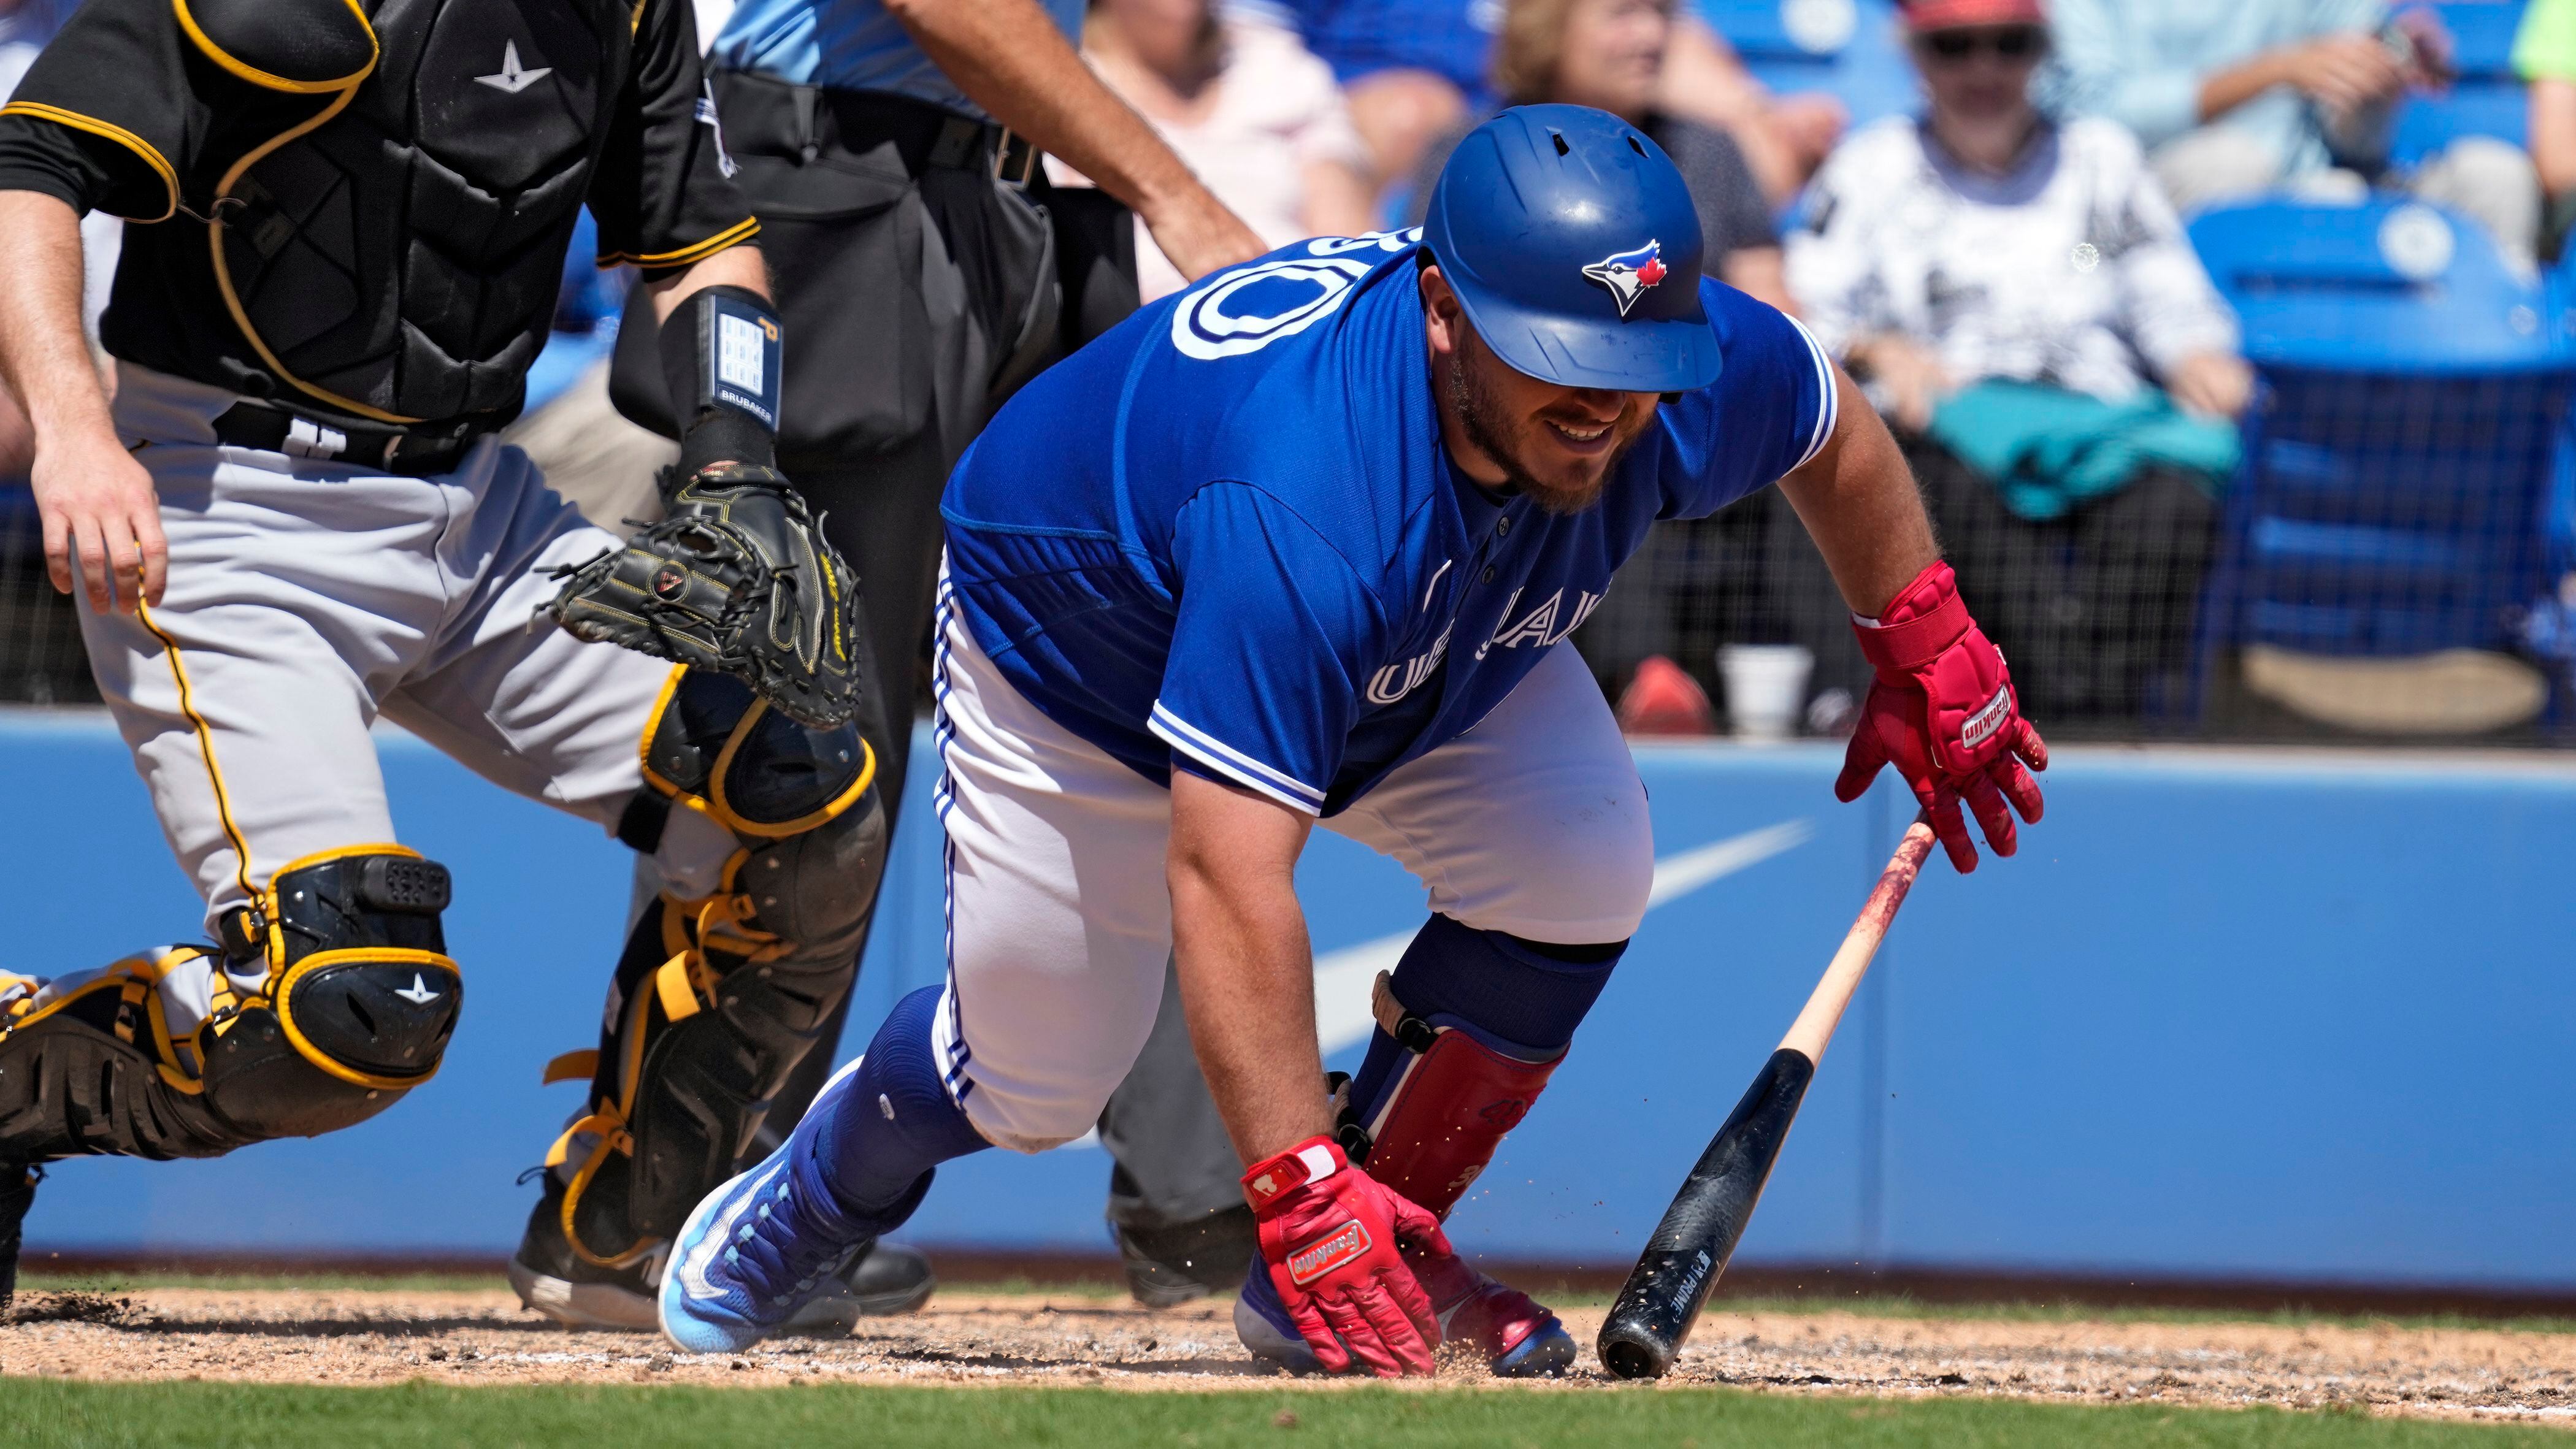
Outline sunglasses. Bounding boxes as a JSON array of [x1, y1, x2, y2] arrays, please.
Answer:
[[1917, 26, 2046, 62]]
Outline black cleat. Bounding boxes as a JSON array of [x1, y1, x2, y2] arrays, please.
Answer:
[[508, 1172, 667, 1330], [1114, 1204, 1257, 1309], [0, 1163, 39, 1317]]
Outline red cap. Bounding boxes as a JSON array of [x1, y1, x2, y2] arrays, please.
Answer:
[[1900, 0, 2045, 29]]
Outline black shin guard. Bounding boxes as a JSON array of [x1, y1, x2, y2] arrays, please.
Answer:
[[545, 667, 886, 1266], [0, 848, 461, 1164]]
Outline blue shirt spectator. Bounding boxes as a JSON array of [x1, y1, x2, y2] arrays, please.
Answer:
[[711, 0, 1089, 115], [2042, 0, 2539, 262], [1278, 0, 1505, 96], [2043, 0, 2380, 172]]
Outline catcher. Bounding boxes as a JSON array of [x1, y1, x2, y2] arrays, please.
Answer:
[[0, 0, 881, 1318]]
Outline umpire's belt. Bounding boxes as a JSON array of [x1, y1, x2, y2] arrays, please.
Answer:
[[708, 72, 1041, 186], [210, 402, 488, 477]]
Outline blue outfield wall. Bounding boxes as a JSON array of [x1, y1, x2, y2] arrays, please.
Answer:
[[9, 712, 2575, 1290]]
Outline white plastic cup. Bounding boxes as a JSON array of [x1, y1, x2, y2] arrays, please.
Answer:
[[1719, 644, 1815, 742]]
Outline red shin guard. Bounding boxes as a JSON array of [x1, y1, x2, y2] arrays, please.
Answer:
[[1343, 974, 1577, 1374], [1347, 974, 1561, 1220]]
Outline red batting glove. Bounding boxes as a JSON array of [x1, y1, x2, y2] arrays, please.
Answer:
[[1242, 1136, 1446, 1377], [1836, 561, 2048, 873]]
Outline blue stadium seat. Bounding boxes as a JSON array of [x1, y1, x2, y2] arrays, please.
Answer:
[[2391, 77, 2528, 164], [2187, 198, 2570, 698], [1697, 0, 1917, 129], [2427, 0, 2525, 80]]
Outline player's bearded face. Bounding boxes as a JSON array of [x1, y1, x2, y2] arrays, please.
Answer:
[[1447, 326, 1662, 513]]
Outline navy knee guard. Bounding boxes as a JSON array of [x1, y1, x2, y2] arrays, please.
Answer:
[[1338, 914, 1624, 1218], [0, 846, 460, 1162], [544, 667, 887, 1267]]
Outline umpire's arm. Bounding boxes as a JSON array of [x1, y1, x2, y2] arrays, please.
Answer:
[[884, 0, 1267, 281]]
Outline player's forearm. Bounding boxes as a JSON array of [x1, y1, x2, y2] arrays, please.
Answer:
[[1777, 369, 1939, 617], [0, 191, 113, 451], [885, 0, 1212, 224], [644, 242, 771, 321], [1167, 772, 1330, 1166]]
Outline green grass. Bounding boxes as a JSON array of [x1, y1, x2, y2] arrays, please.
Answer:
[[0, 1381, 2558, 1449]]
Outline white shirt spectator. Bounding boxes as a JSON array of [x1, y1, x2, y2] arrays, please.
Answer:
[[1054, 19, 1371, 302], [1787, 115, 2239, 406]]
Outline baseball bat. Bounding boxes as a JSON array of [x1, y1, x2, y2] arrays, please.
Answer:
[[1595, 816, 1939, 1382]]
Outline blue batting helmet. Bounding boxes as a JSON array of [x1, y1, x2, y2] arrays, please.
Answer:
[[1420, 105, 1722, 392]]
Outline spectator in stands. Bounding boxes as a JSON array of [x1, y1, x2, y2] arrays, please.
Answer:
[[2045, 0, 2539, 265], [1406, 0, 1792, 312], [1784, 0, 2250, 727], [1275, 0, 1840, 212], [1072, 0, 1378, 300], [1655, 9, 1848, 204], [2517, 0, 2576, 259], [1260, 0, 1495, 206]]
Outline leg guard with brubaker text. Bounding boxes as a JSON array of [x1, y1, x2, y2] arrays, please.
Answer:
[[540, 667, 886, 1269], [0, 846, 461, 1163]]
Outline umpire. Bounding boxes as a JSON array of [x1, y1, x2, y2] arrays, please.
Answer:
[[585, 0, 1271, 1321]]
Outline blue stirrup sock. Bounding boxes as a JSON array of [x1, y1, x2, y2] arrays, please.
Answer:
[[791, 985, 992, 1227]]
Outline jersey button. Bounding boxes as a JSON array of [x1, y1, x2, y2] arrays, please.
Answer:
[[1481, 565, 1497, 584], [1496, 516, 1512, 537]]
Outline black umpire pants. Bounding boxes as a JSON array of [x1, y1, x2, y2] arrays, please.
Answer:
[[613, 79, 1245, 1239]]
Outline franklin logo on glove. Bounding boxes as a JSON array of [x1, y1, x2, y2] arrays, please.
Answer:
[[1287, 1221, 1373, 1285], [1960, 683, 2015, 751], [1241, 1136, 1448, 1377]]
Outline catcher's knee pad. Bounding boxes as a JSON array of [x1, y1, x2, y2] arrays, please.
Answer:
[[0, 846, 460, 1163], [1336, 916, 1626, 1218], [544, 666, 886, 1266]]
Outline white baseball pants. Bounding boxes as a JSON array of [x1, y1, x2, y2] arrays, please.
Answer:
[[925, 569, 1656, 1153], [48, 366, 732, 1022]]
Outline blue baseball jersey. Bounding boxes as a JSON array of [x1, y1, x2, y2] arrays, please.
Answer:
[[941, 230, 1838, 817]]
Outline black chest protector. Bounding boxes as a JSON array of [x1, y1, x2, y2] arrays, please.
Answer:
[[194, 0, 635, 426]]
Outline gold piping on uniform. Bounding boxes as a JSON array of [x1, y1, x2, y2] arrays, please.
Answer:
[[206, 65, 416, 423], [136, 602, 259, 905], [0, 103, 178, 221], [171, 0, 378, 94], [596, 215, 761, 269]]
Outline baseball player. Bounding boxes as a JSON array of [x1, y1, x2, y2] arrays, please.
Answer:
[[689, 101, 2041, 1375], [0, 0, 888, 1319]]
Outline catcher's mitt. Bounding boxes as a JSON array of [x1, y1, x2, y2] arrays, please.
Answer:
[[548, 462, 864, 728]]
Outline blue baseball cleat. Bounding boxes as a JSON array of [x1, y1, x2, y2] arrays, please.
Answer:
[[659, 1062, 876, 1354]]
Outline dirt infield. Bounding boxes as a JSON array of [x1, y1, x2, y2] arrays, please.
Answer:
[[5, 1285, 2575, 1429]]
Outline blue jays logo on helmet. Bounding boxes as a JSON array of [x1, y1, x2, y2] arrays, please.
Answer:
[[1580, 240, 1669, 318]]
